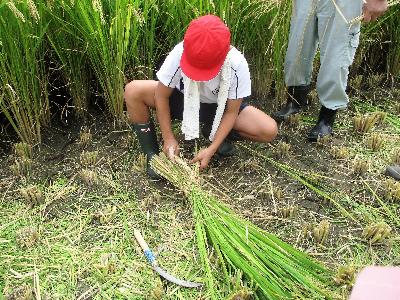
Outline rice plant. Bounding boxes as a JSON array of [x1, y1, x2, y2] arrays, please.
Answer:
[[366, 133, 384, 151], [383, 178, 400, 202], [10, 158, 32, 178], [52, 0, 159, 120], [46, 3, 92, 118], [354, 101, 400, 133], [312, 220, 331, 245], [330, 146, 349, 159], [350, 75, 363, 92], [392, 149, 400, 165], [353, 114, 379, 133], [334, 266, 356, 286], [152, 153, 334, 299], [274, 141, 291, 159], [362, 222, 391, 245], [80, 169, 98, 186], [14, 142, 32, 159], [352, 158, 369, 176], [79, 126, 92, 148], [80, 150, 99, 167], [0, 0, 50, 143], [287, 114, 301, 128], [20, 185, 44, 208], [279, 205, 297, 219], [356, 2, 400, 76]]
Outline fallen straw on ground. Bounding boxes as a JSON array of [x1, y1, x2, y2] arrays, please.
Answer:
[[151, 153, 335, 299]]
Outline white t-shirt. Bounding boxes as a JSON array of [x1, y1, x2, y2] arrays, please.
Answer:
[[156, 42, 251, 104]]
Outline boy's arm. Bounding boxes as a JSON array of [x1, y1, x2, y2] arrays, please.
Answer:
[[191, 99, 241, 170], [154, 82, 179, 159], [363, 0, 388, 22]]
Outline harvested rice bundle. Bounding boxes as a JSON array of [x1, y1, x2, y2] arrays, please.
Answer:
[[151, 153, 334, 299]]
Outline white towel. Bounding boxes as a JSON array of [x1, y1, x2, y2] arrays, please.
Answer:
[[182, 51, 233, 141]]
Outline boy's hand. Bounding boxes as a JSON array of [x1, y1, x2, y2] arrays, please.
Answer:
[[190, 147, 216, 170], [163, 138, 179, 161], [363, 0, 388, 22]]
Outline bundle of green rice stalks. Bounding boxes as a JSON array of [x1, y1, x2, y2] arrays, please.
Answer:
[[151, 153, 335, 299]]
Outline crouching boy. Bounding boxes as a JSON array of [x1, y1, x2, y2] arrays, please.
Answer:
[[124, 15, 278, 178]]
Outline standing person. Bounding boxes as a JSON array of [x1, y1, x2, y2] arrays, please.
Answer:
[[272, 0, 388, 141], [125, 15, 278, 178]]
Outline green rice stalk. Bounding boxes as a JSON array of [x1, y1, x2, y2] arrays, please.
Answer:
[[0, 0, 49, 143], [52, 0, 158, 120], [356, 3, 400, 76], [45, 3, 92, 118], [151, 153, 334, 299]]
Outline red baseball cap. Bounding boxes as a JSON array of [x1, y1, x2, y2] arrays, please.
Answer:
[[180, 15, 231, 82]]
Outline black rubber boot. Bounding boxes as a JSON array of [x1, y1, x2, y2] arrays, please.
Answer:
[[272, 85, 311, 122], [132, 122, 160, 179], [201, 124, 236, 157], [307, 106, 337, 142], [385, 165, 400, 181]]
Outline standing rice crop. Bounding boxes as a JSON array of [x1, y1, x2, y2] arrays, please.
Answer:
[[54, 0, 158, 120], [0, 0, 49, 143], [355, 1, 400, 77], [46, 3, 92, 118], [152, 153, 334, 299]]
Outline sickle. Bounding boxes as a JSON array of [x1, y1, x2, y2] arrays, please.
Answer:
[[134, 229, 202, 288]]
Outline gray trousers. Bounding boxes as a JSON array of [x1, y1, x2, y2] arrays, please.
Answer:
[[285, 0, 363, 110]]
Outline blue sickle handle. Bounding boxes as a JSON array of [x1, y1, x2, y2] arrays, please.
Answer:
[[134, 229, 157, 265], [144, 249, 156, 265]]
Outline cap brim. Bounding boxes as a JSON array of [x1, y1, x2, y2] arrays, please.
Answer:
[[180, 51, 224, 82]]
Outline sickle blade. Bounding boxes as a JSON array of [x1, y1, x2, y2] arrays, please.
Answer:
[[153, 266, 202, 288]]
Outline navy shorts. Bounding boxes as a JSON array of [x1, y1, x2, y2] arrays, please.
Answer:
[[168, 88, 249, 125]]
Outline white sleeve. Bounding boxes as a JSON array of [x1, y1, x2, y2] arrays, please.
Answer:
[[228, 60, 251, 100], [156, 43, 183, 88]]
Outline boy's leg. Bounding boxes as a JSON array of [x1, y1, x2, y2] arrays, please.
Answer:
[[125, 80, 158, 123], [124, 80, 159, 178], [233, 106, 278, 142]]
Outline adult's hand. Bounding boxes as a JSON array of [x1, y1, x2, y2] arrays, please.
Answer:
[[190, 147, 215, 170], [363, 0, 388, 23], [163, 137, 179, 161]]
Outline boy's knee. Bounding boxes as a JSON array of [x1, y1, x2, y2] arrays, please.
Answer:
[[261, 119, 278, 143], [124, 81, 139, 103]]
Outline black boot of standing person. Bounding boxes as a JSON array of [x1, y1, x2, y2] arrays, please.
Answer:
[[386, 165, 400, 181], [272, 85, 311, 122], [307, 106, 337, 142], [133, 121, 160, 179]]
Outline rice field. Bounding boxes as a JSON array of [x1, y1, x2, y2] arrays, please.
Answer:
[[1, 0, 400, 299]]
